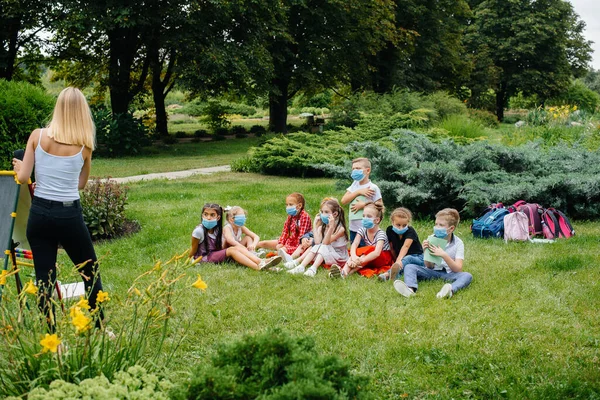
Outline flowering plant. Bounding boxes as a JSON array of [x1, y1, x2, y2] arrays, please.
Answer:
[[0, 250, 204, 397]]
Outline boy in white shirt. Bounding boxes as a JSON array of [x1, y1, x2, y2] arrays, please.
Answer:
[[341, 157, 383, 245]]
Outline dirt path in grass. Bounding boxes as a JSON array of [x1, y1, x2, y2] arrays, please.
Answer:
[[107, 165, 231, 184]]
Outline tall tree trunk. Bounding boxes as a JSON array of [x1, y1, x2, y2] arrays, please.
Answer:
[[0, 18, 20, 80], [107, 27, 149, 116], [269, 78, 289, 133], [149, 42, 176, 137], [495, 85, 506, 122]]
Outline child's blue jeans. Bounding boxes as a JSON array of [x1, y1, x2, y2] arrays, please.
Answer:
[[403, 263, 472, 293], [391, 254, 424, 279]]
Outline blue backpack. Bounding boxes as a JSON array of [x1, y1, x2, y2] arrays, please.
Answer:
[[471, 205, 510, 239]]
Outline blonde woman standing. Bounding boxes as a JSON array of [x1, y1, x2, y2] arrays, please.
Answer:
[[13, 87, 106, 329]]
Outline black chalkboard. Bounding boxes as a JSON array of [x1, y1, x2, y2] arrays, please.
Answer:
[[0, 173, 20, 271]]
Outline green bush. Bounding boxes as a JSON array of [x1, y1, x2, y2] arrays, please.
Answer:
[[502, 124, 589, 148], [437, 114, 487, 139], [224, 101, 257, 116], [320, 131, 600, 219], [9, 366, 173, 400], [194, 129, 209, 138], [549, 80, 600, 113], [170, 329, 372, 400], [94, 109, 151, 157], [468, 108, 499, 127], [174, 131, 188, 138], [249, 125, 267, 135], [424, 91, 467, 119], [80, 178, 132, 240], [0, 80, 55, 169], [230, 125, 247, 134], [203, 100, 231, 132]]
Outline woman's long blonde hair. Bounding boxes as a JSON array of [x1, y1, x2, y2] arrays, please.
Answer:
[[47, 87, 96, 150]]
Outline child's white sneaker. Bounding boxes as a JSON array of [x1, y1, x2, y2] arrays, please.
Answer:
[[436, 283, 453, 299], [259, 256, 282, 271], [393, 280, 414, 298], [283, 260, 297, 270], [278, 248, 293, 263], [328, 264, 343, 279], [304, 268, 317, 277], [288, 265, 305, 275]]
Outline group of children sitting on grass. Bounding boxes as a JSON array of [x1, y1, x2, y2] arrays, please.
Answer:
[[189, 157, 472, 299]]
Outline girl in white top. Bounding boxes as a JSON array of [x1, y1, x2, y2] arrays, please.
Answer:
[[222, 206, 260, 251], [331, 202, 392, 278], [286, 198, 349, 277]]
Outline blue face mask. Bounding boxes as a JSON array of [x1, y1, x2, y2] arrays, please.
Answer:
[[202, 219, 218, 230], [351, 169, 365, 181], [393, 226, 408, 235], [286, 206, 298, 216], [320, 213, 330, 224], [433, 227, 447, 238], [233, 215, 246, 227], [362, 217, 375, 229]]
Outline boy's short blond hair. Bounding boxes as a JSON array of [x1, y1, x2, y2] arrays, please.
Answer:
[[352, 157, 371, 169], [436, 208, 460, 227]]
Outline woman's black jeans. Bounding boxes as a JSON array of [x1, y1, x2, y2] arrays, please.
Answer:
[[26, 196, 104, 328]]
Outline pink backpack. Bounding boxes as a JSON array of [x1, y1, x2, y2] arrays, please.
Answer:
[[517, 203, 543, 236], [503, 212, 530, 242], [542, 208, 575, 239]]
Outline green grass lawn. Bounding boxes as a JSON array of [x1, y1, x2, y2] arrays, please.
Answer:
[[54, 172, 600, 398], [91, 136, 265, 178]]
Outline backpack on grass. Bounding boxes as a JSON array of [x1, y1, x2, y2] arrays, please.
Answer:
[[517, 203, 544, 237], [471, 205, 510, 239], [542, 208, 575, 239], [503, 211, 530, 242]]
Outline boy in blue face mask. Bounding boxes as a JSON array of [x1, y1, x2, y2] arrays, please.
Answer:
[[341, 157, 383, 245], [393, 208, 472, 299]]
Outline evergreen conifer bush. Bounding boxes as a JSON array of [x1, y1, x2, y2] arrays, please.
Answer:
[[170, 329, 372, 400]]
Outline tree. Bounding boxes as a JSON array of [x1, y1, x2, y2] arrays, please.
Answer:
[[263, 0, 397, 132], [367, 0, 471, 94], [465, 0, 592, 120], [53, 0, 151, 115], [0, 0, 53, 81]]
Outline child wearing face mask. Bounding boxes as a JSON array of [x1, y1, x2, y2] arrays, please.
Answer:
[[223, 206, 260, 252], [341, 157, 383, 245], [378, 207, 424, 282], [330, 202, 392, 278], [393, 208, 472, 299], [257, 193, 312, 257], [286, 197, 349, 277], [190, 203, 282, 271]]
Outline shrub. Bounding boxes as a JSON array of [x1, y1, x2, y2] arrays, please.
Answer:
[[320, 131, 600, 219], [424, 91, 467, 119], [194, 129, 209, 138], [468, 108, 499, 127], [230, 125, 247, 134], [249, 125, 267, 135], [94, 109, 151, 157], [170, 329, 372, 400], [80, 178, 131, 240], [549, 80, 600, 113], [203, 100, 231, 132], [437, 114, 487, 139], [224, 101, 257, 116], [214, 127, 229, 136], [11, 366, 173, 400], [174, 131, 188, 138], [0, 80, 55, 169]]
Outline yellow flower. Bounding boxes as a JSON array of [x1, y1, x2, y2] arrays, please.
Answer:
[[573, 105, 577, 111], [75, 296, 90, 310], [24, 280, 38, 295], [192, 275, 207, 291], [96, 290, 110, 303], [40, 333, 61, 353], [71, 307, 92, 333], [0, 270, 8, 286], [133, 287, 142, 296]]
